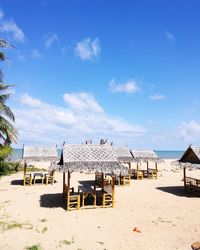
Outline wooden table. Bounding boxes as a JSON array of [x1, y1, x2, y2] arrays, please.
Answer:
[[78, 185, 96, 208], [33, 173, 44, 185]]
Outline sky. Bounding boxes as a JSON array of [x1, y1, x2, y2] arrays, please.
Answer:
[[0, 0, 200, 150]]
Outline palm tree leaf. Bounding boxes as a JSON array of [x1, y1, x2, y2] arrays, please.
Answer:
[[0, 105, 15, 121], [0, 94, 10, 104]]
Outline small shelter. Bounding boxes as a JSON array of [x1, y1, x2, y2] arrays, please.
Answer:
[[130, 150, 161, 179], [51, 144, 129, 210], [176, 145, 200, 194], [112, 146, 135, 185], [22, 145, 58, 185]]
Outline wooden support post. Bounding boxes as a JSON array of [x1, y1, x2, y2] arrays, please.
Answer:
[[112, 176, 115, 208], [183, 167, 186, 190], [147, 161, 149, 177], [63, 172, 66, 196], [67, 170, 70, 211], [102, 172, 104, 190], [155, 162, 158, 171]]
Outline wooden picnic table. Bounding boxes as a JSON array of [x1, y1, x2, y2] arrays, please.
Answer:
[[33, 173, 44, 185], [78, 185, 96, 208]]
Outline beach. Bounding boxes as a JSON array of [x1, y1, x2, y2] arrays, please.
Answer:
[[0, 159, 200, 250]]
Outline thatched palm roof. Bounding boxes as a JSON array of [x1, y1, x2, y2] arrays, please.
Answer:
[[174, 145, 200, 168], [112, 146, 135, 163], [22, 146, 58, 162], [53, 144, 128, 174], [131, 150, 160, 162]]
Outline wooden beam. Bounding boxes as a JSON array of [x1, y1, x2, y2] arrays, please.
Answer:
[[147, 161, 149, 177], [24, 161, 27, 176], [183, 167, 186, 190], [63, 172, 66, 195], [112, 176, 115, 208]]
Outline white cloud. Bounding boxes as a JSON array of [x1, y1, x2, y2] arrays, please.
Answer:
[[31, 49, 41, 58], [0, 8, 4, 20], [165, 31, 175, 43], [63, 92, 103, 113], [0, 19, 25, 43], [178, 121, 200, 142], [13, 92, 145, 145], [75, 37, 100, 60], [109, 79, 140, 94], [149, 94, 166, 101], [45, 32, 59, 49]]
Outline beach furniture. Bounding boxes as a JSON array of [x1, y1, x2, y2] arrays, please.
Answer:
[[44, 170, 55, 185], [176, 145, 200, 194], [131, 150, 161, 179], [78, 185, 96, 208], [22, 145, 58, 186], [64, 182, 80, 211], [33, 173, 44, 185], [112, 146, 135, 186], [50, 144, 129, 210]]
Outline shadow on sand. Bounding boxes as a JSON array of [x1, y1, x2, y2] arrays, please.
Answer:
[[156, 186, 200, 198], [40, 193, 66, 210], [10, 179, 24, 186]]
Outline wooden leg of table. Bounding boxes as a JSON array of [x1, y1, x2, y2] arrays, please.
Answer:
[[82, 193, 85, 207], [93, 193, 96, 207], [103, 193, 105, 208]]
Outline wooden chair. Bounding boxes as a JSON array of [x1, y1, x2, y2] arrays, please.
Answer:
[[137, 171, 143, 180], [102, 186, 114, 208], [149, 170, 157, 179], [120, 175, 131, 186], [23, 174, 32, 186], [44, 170, 55, 185], [64, 184, 80, 211]]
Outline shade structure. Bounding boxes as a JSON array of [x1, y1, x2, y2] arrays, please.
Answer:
[[51, 144, 129, 175], [131, 150, 161, 163], [112, 146, 135, 163], [173, 145, 200, 169], [22, 146, 58, 162]]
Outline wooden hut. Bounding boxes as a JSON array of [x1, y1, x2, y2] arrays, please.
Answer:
[[22, 146, 58, 185], [112, 146, 135, 185], [51, 144, 129, 211], [130, 150, 160, 179], [177, 145, 200, 194]]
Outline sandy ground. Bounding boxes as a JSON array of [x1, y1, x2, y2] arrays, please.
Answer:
[[0, 159, 200, 250]]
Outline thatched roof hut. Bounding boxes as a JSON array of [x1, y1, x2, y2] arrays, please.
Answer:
[[179, 146, 200, 166], [54, 144, 128, 174], [176, 145, 200, 194], [131, 150, 160, 162], [22, 146, 58, 162]]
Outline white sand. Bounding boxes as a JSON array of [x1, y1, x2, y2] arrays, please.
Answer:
[[0, 159, 200, 250]]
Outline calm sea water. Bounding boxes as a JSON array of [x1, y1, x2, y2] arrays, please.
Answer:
[[10, 148, 184, 161]]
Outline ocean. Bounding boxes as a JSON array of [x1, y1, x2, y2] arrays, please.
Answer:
[[9, 148, 184, 161]]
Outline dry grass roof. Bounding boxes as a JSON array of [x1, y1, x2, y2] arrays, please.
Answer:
[[23, 146, 58, 162]]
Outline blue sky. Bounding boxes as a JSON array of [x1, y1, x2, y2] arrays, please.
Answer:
[[0, 0, 200, 149]]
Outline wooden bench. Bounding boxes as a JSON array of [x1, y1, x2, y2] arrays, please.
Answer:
[[44, 170, 55, 185], [102, 186, 114, 208], [185, 177, 200, 194], [120, 175, 131, 186], [148, 169, 158, 179], [64, 184, 80, 211], [23, 174, 32, 186]]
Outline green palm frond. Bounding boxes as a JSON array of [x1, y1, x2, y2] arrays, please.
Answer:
[[0, 104, 15, 121], [0, 52, 6, 61], [0, 116, 17, 144], [0, 39, 15, 49], [0, 83, 13, 91], [0, 94, 10, 104]]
